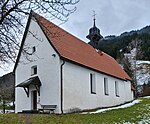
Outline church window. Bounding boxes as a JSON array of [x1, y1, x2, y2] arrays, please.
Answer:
[[90, 73, 96, 94], [31, 65, 37, 75], [115, 81, 119, 97], [32, 46, 36, 53], [104, 77, 109, 95]]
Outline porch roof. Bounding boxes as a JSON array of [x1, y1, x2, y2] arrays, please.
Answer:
[[16, 76, 41, 88]]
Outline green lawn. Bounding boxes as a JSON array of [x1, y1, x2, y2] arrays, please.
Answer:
[[0, 97, 150, 124], [0, 105, 14, 110]]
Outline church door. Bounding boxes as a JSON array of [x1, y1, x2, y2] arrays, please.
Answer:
[[32, 90, 37, 110]]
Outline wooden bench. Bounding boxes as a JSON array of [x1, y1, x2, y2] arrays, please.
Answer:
[[39, 105, 57, 114]]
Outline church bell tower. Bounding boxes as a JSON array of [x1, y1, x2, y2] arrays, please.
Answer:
[[86, 12, 103, 49]]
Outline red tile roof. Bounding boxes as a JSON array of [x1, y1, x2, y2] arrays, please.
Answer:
[[33, 12, 131, 81]]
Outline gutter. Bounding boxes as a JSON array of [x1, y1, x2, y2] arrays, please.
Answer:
[[60, 59, 65, 114]]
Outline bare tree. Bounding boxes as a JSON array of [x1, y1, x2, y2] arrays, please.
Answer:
[[122, 57, 134, 79], [0, 0, 79, 67]]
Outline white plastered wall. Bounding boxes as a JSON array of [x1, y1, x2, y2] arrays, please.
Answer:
[[15, 18, 61, 113], [63, 62, 134, 113]]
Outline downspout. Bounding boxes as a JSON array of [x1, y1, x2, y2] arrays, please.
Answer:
[[60, 59, 65, 114]]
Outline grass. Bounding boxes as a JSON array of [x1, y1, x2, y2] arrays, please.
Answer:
[[0, 105, 14, 110], [0, 97, 150, 124]]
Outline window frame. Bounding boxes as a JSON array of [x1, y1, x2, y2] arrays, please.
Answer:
[[31, 65, 37, 75], [32, 46, 36, 53], [104, 77, 109, 95], [115, 81, 119, 97], [90, 73, 96, 94]]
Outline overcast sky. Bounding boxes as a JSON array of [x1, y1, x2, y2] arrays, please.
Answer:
[[0, 0, 150, 76], [60, 0, 150, 42]]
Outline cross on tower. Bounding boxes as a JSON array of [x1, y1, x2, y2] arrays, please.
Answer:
[[92, 10, 96, 20], [92, 10, 96, 27], [86, 10, 103, 48]]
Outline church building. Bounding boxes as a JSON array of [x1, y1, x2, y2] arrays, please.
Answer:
[[14, 11, 134, 114]]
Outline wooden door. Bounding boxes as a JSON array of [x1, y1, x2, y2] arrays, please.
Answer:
[[32, 90, 37, 110]]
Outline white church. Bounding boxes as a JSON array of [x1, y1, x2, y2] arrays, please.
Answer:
[[14, 11, 134, 114]]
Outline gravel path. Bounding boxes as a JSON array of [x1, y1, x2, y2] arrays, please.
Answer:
[[24, 114, 32, 124]]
